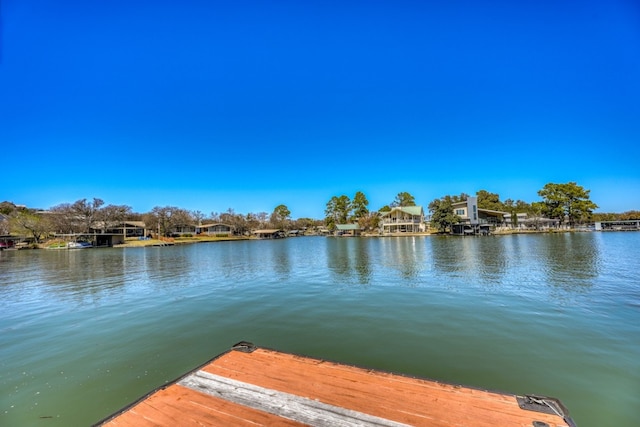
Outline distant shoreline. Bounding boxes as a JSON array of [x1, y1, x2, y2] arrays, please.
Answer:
[[3, 228, 628, 252]]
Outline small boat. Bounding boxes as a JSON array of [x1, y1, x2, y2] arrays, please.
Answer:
[[95, 342, 576, 426], [67, 241, 93, 249]]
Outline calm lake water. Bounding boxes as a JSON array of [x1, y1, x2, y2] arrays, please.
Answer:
[[1, 233, 639, 426]]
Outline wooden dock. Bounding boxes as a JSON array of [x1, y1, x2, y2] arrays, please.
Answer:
[[96, 342, 576, 427]]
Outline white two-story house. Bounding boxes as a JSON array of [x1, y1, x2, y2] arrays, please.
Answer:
[[380, 206, 425, 234]]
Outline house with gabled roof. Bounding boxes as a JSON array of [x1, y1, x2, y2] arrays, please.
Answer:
[[380, 206, 425, 234]]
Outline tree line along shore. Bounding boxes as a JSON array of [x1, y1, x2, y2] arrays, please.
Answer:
[[1, 181, 638, 248]]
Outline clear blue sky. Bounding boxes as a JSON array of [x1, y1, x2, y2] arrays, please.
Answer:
[[2, 0, 639, 218]]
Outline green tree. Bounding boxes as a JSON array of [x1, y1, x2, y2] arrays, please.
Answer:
[[292, 217, 319, 232], [428, 196, 459, 233], [271, 204, 291, 230], [351, 191, 369, 220], [620, 210, 640, 220], [451, 193, 469, 203], [325, 195, 351, 229], [476, 190, 504, 211], [526, 202, 547, 230], [591, 212, 617, 222], [516, 200, 531, 212], [391, 192, 416, 207], [503, 199, 530, 227], [538, 182, 598, 225], [503, 199, 517, 227]]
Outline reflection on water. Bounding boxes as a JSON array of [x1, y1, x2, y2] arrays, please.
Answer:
[[326, 237, 372, 285], [543, 233, 599, 289], [1, 234, 603, 301], [271, 241, 291, 278], [429, 234, 599, 293], [353, 240, 371, 284], [430, 236, 507, 283], [326, 237, 427, 285], [474, 237, 506, 283], [379, 237, 425, 281], [430, 236, 466, 275], [8, 249, 130, 304]]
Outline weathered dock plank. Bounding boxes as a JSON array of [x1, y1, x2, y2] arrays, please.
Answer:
[[96, 344, 575, 427]]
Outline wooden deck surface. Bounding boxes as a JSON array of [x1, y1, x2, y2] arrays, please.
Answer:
[[97, 344, 574, 427]]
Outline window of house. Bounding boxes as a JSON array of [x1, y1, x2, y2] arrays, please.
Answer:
[[455, 209, 465, 215]]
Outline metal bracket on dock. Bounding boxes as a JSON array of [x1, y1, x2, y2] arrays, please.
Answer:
[[517, 395, 577, 427], [231, 341, 257, 353]]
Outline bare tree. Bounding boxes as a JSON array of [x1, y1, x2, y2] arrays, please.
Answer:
[[0, 201, 17, 215], [358, 211, 380, 232], [256, 212, 269, 228], [192, 210, 206, 227], [245, 213, 261, 233], [98, 204, 132, 232], [10, 210, 52, 243], [1, 214, 10, 235], [219, 208, 236, 226], [48, 203, 80, 233], [148, 206, 192, 236], [69, 198, 105, 232]]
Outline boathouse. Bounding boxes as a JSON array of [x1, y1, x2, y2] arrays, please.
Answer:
[[252, 229, 285, 239], [595, 220, 640, 231], [502, 213, 561, 230], [335, 223, 361, 236]]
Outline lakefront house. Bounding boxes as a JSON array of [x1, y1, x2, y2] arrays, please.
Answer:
[[197, 223, 234, 236], [450, 196, 507, 235], [380, 206, 426, 235]]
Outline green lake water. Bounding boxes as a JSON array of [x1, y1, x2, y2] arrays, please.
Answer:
[[1, 232, 639, 426]]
